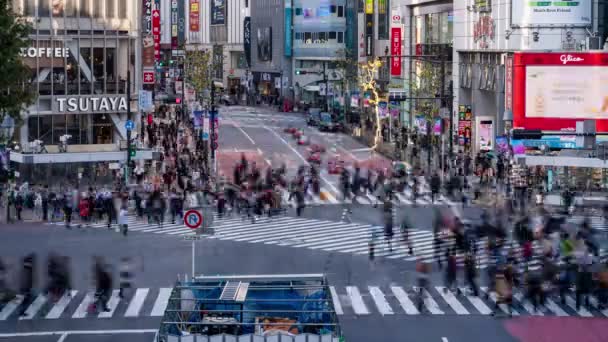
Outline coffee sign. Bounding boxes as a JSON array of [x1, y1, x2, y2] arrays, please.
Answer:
[[20, 47, 70, 58], [54, 96, 128, 114]]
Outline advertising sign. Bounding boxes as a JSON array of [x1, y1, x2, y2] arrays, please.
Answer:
[[190, 0, 200, 32], [138, 90, 154, 111], [390, 27, 402, 76], [285, 1, 293, 57], [365, 0, 373, 14], [178, 0, 186, 45], [365, 12, 373, 56], [244, 17, 251, 67], [152, 10, 161, 61], [351, 94, 360, 107], [433, 118, 443, 136], [458, 120, 472, 146], [358, 13, 366, 62], [54, 96, 128, 114], [211, 0, 226, 25], [143, 0, 153, 34], [143, 36, 155, 68], [143, 70, 155, 84], [202, 111, 210, 140], [504, 54, 513, 114], [257, 27, 272, 62], [378, 102, 388, 117], [511, 0, 591, 27], [513, 52, 608, 132], [415, 116, 427, 135], [193, 110, 203, 128], [171, 0, 178, 49], [477, 119, 493, 151]]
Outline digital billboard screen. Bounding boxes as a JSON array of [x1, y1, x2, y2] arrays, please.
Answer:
[[526, 66, 608, 119]]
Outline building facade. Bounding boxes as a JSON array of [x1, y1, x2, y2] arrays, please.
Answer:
[[453, 0, 607, 154], [10, 0, 150, 182]]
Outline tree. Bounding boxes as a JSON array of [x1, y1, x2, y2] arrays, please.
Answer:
[[0, 0, 35, 125], [184, 49, 212, 101], [410, 60, 443, 121]]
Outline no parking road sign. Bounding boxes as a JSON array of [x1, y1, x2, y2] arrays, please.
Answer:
[[184, 209, 203, 230]]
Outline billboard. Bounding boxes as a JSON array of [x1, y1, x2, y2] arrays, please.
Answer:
[[244, 17, 251, 67], [257, 27, 272, 62], [190, 0, 200, 32], [513, 52, 608, 132], [211, 0, 226, 25], [511, 0, 591, 27], [285, 1, 292, 57]]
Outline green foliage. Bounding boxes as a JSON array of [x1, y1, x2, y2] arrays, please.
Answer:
[[184, 49, 212, 95], [410, 61, 442, 118], [0, 0, 35, 124]]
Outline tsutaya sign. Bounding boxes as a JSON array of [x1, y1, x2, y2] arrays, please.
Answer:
[[54, 96, 128, 114], [20, 47, 70, 58]]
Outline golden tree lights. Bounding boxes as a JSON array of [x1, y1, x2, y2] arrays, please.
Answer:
[[358, 58, 384, 150]]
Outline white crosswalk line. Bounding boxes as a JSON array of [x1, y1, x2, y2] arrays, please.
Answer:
[[565, 295, 593, 317], [19, 295, 47, 320], [458, 288, 492, 315], [151, 288, 173, 317], [46, 290, 78, 319], [513, 292, 542, 315], [543, 298, 569, 316], [0, 296, 23, 320], [419, 289, 444, 315], [480, 287, 519, 316], [390, 286, 419, 315], [261, 222, 357, 244], [346, 286, 369, 315], [329, 286, 344, 315], [324, 190, 339, 204], [368, 287, 394, 315], [124, 288, 149, 317], [72, 291, 95, 318], [98, 290, 121, 318], [435, 287, 468, 315]]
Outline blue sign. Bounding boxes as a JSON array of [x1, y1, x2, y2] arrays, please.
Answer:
[[202, 132, 209, 140], [284, 5, 292, 57], [193, 111, 203, 128], [125, 120, 134, 131]]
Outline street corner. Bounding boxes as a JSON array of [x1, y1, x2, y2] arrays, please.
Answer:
[[503, 316, 608, 342]]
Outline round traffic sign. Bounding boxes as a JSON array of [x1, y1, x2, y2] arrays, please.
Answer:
[[184, 209, 203, 229]]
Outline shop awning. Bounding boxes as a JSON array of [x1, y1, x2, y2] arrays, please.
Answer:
[[304, 85, 320, 92]]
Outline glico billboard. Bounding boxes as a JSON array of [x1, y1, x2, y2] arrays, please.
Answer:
[[513, 52, 608, 132]]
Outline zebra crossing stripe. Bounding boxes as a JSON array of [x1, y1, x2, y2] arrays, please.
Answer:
[[72, 291, 95, 318], [512, 292, 541, 315], [229, 219, 321, 241], [261, 223, 368, 245], [46, 290, 78, 319], [480, 287, 519, 316], [124, 288, 149, 317], [258, 222, 354, 244], [216, 218, 315, 239], [565, 295, 593, 317], [435, 287, 469, 315], [329, 286, 344, 315], [98, 290, 121, 318], [588, 297, 608, 317], [459, 288, 492, 315], [390, 286, 419, 315], [421, 289, 444, 315], [346, 286, 370, 315], [151, 288, 173, 317], [369, 286, 394, 315], [0, 296, 23, 320], [291, 225, 376, 248], [19, 295, 47, 320], [324, 190, 339, 204], [238, 220, 346, 243], [543, 297, 569, 316]]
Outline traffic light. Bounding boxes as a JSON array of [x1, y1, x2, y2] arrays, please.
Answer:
[[295, 70, 307, 75], [176, 98, 181, 104], [129, 144, 136, 157]]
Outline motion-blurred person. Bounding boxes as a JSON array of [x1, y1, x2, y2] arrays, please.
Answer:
[[119, 203, 129, 236], [17, 254, 36, 316]]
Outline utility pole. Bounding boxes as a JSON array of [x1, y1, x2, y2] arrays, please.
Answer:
[[125, 43, 133, 186], [323, 61, 329, 112], [440, 54, 446, 174]]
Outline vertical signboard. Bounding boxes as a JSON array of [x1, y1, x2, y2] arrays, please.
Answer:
[[358, 13, 366, 62], [190, 0, 200, 32], [153, 10, 161, 61], [365, 0, 374, 57], [243, 17, 251, 67], [143, 0, 152, 34], [178, 0, 186, 45], [211, 0, 226, 25], [504, 54, 513, 115], [171, 0, 179, 49], [285, 0, 292, 57], [390, 11, 402, 76]]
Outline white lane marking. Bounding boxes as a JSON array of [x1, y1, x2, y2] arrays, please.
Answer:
[[368, 286, 394, 315], [421, 289, 444, 315], [391, 286, 419, 315], [346, 286, 370, 315], [458, 288, 492, 315], [151, 288, 173, 317], [125, 288, 150, 317], [56, 333, 68, 342], [98, 290, 121, 318], [72, 292, 95, 318], [442, 338, 448, 342], [435, 287, 469, 315], [19, 294, 48, 320], [230, 120, 256, 145], [46, 290, 78, 319], [329, 286, 344, 315], [0, 296, 23, 320]]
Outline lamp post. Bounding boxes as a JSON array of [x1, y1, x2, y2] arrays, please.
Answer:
[[1, 115, 16, 224]]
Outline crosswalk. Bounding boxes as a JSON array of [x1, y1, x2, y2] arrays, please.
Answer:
[[1, 284, 607, 321], [289, 189, 456, 207], [47, 213, 607, 269]]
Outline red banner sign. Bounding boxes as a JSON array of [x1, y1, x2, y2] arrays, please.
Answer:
[[143, 71, 155, 84], [390, 27, 402, 76], [504, 55, 513, 113], [152, 10, 161, 61], [190, 0, 200, 32]]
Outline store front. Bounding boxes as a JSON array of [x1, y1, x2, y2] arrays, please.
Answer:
[[252, 71, 281, 104]]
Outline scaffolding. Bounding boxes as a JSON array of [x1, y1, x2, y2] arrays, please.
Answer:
[[157, 274, 343, 342]]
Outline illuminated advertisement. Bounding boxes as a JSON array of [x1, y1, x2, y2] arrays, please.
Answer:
[[513, 52, 608, 132], [211, 0, 226, 25], [511, 0, 591, 27], [526, 65, 608, 119]]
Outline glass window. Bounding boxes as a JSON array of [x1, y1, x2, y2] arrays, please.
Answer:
[[337, 31, 344, 43], [79, 0, 90, 17], [304, 32, 312, 44], [337, 6, 344, 17], [28, 117, 39, 142], [329, 31, 336, 40], [39, 0, 50, 16], [295, 32, 301, 40], [66, 114, 80, 144], [415, 15, 424, 45], [39, 116, 53, 145], [318, 32, 327, 42], [377, 0, 389, 40], [79, 46, 92, 94], [295, 8, 302, 16], [24, 0, 36, 16], [92, 47, 104, 92], [52, 115, 66, 145], [105, 47, 116, 92], [66, 51, 78, 94], [65, 0, 76, 16], [106, 0, 115, 18], [118, 0, 126, 19], [330, 5, 336, 13], [93, 0, 102, 18]]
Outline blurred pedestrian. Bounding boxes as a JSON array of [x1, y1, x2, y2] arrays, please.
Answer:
[[17, 254, 36, 316], [119, 203, 129, 236]]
